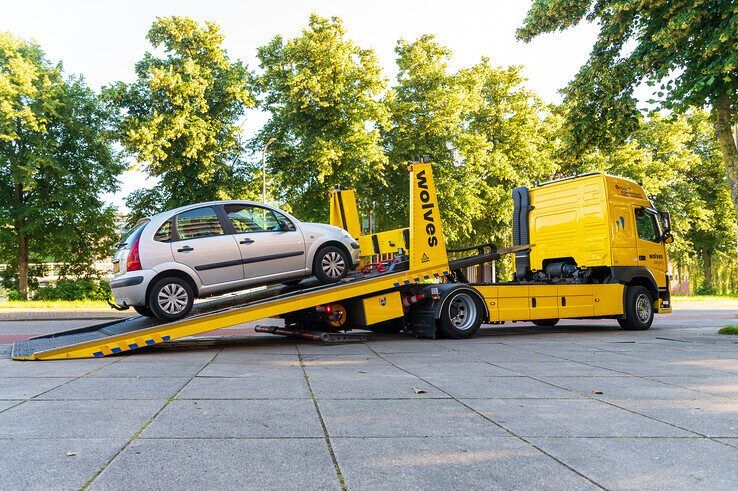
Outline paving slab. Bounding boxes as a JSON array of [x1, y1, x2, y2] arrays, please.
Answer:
[[0, 438, 128, 490], [0, 358, 116, 378], [142, 399, 324, 438], [0, 399, 22, 412], [0, 399, 166, 438], [331, 436, 595, 489], [464, 398, 693, 437], [0, 376, 74, 399], [319, 399, 507, 437], [90, 438, 339, 490], [114, 349, 217, 364], [540, 375, 708, 400], [197, 362, 306, 378], [176, 374, 310, 399], [610, 398, 738, 437], [305, 365, 445, 399], [492, 361, 622, 377], [400, 361, 518, 379], [36, 377, 191, 400], [89, 361, 208, 378], [210, 350, 300, 366], [531, 437, 738, 490], [414, 371, 575, 399]]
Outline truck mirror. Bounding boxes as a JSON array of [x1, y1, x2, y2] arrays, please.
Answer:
[[663, 232, 674, 244], [660, 210, 671, 234]]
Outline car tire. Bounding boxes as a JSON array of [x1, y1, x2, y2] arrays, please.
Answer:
[[618, 285, 654, 330], [133, 305, 154, 317], [148, 277, 194, 322], [437, 290, 483, 339], [313, 245, 350, 283], [532, 319, 559, 327]]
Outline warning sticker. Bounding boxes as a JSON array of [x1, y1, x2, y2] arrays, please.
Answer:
[[421, 253, 430, 263]]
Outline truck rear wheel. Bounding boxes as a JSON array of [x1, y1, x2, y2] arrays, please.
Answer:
[[618, 285, 654, 330], [437, 291, 483, 339]]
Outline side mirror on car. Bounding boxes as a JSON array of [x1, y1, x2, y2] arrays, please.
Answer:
[[279, 219, 293, 232]]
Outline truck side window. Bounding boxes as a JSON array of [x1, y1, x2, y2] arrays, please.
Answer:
[[635, 208, 660, 243]]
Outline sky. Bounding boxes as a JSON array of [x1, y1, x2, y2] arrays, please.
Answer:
[[2, 0, 600, 212]]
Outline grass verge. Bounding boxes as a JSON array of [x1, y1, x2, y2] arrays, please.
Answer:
[[0, 300, 112, 310], [718, 324, 738, 335]]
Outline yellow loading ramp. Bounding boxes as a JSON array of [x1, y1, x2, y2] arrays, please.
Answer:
[[12, 163, 450, 360]]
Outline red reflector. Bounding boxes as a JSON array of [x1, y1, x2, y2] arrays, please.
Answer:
[[127, 237, 142, 271]]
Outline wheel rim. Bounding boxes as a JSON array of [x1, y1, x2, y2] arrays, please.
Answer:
[[321, 251, 345, 278], [449, 294, 476, 331], [157, 283, 189, 315], [635, 293, 652, 322]]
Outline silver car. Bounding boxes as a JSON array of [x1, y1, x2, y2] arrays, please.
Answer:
[[110, 201, 360, 321]]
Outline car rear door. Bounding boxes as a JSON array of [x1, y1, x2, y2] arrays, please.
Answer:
[[223, 204, 306, 282], [172, 206, 244, 286]]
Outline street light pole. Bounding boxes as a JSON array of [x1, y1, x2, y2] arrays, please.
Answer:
[[262, 138, 276, 204]]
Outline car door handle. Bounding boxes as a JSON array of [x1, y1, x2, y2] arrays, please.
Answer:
[[240, 238, 254, 244], [178, 245, 194, 253]]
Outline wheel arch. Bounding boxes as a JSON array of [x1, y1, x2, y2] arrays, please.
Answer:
[[309, 240, 352, 274], [145, 269, 199, 302], [425, 284, 489, 322]]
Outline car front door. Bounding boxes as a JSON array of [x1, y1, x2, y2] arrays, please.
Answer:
[[172, 206, 244, 286], [223, 204, 306, 282]]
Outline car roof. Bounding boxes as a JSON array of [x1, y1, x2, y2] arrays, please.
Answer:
[[147, 200, 292, 222]]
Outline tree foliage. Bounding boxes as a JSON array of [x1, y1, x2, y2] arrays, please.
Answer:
[[0, 32, 123, 298], [106, 16, 254, 222], [518, 1, 738, 256], [253, 14, 388, 221]]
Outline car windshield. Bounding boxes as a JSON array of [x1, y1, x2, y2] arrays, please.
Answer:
[[117, 219, 149, 250]]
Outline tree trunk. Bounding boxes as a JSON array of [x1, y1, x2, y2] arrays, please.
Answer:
[[713, 94, 738, 259], [702, 251, 712, 289], [13, 180, 29, 300]]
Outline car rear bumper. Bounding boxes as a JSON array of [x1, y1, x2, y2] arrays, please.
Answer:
[[111, 269, 157, 307]]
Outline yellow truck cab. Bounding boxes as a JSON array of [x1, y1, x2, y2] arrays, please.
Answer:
[[512, 172, 672, 328]]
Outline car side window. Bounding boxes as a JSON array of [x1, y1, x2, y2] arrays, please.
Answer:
[[225, 204, 281, 233], [273, 211, 296, 231], [635, 208, 660, 243], [176, 207, 224, 240], [154, 220, 172, 242]]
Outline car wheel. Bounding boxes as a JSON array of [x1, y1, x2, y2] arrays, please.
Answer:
[[148, 277, 194, 322], [618, 285, 654, 330], [133, 305, 154, 317], [313, 245, 349, 283], [437, 290, 483, 339], [532, 319, 559, 327]]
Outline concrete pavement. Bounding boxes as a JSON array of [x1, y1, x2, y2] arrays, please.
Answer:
[[1, 306, 737, 490]]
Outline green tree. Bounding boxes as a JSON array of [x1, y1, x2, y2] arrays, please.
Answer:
[[106, 16, 254, 221], [380, 36, 557, 247], [380, 35, 473, 240], [0, 33, 123, 298], [253, 14, 388, 221], [518, 1, 738, 250]]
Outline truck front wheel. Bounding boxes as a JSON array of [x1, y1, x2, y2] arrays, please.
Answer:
[[618, 286, 654, 331], [437, 291, 483, 339]]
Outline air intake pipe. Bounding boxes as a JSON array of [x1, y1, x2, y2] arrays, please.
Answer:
[[512, 186, 531, 280]]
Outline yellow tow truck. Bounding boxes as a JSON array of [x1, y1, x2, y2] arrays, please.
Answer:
[[12, 164, 672, 360]]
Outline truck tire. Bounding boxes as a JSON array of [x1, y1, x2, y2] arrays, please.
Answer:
[[618, 285, 654, 330], [313, 245, 350, 283], [148, 277, 194, 322], [532, 319, 559, 327], [437, 290, 483, 339]]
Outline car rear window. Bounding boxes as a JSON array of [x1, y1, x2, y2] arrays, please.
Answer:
[[118, 220, 149, 250], [154, 220, 172, 242]]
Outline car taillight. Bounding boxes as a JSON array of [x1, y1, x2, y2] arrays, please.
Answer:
[[127, 237, 142, 271]]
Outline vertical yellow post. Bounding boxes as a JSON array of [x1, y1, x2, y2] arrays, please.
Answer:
[[408, 163, 449, 272], [329, 190, 361, 238]]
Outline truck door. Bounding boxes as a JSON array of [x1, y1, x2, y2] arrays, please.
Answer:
[[633, 207, 668, 282]]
